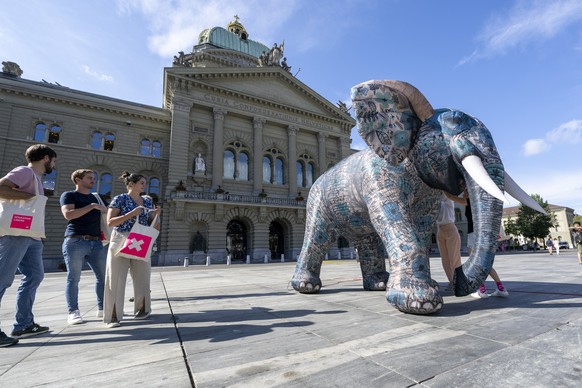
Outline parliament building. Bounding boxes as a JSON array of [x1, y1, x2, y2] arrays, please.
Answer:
[[0, 18, 356, 269]]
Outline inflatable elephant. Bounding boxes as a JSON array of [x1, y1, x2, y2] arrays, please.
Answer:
[[291, 80, 543, 315]]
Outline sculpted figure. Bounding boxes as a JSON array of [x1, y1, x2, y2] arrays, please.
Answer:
[[195, 153, 206, 173], [291, 80, 544, 314]]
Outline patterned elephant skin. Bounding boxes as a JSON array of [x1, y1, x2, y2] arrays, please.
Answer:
[[291, 147, 443, 315]]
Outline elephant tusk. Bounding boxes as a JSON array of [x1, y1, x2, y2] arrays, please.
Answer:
[[504, 172, 547, 214], [462, 155, 509, 204]]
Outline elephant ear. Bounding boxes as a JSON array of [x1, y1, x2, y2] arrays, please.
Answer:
[[380, 81, 434, 122]]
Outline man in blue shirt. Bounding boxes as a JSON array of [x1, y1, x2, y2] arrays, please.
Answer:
[[60, 169, 108, 325]]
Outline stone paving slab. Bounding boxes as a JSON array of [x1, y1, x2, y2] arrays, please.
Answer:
[[0, 250, 581, 387]]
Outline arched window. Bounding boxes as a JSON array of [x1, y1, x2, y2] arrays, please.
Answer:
[[140, 139, 162, 157], [42, 169, 57, 196], [104, 133, 115, 151], [92, 171, 113, 200], [223, 141, 250, 181], [33, 122, 47, 142], [296, 161, 304, 187], [224, 150, 235, 179], [140, 139, 151, 155], [91, 131, 103, 150], [263, 147, 285, 185], [275, 157, 284, 184], [262, 156, 271, 183], [152, 140, 161, 157], [238, 152, 249, 180], [306, 162, 314, 187], [147, 177, 161, 203], [48, 124, 61, 143], [297, 153, 316, 188]]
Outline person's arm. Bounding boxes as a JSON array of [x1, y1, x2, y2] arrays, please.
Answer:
[[444, 191, 467, 206], [61, 203, 106, 221], [107, 206, 144, 227], [148, 207, 161, 231], [0, 177, 35, 200]]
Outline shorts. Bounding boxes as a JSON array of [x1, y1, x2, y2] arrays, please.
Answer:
[[577, 244, 582, 254], [467, 232, 475, 248]]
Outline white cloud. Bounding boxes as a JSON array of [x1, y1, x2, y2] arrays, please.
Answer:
[[116, 0, 301, 57], [81, 65, 114, 82], [460, 0, 582, 64], [522, 138, 550, 156], [546, 119, 582, 144], [522, 119, 582, 156]]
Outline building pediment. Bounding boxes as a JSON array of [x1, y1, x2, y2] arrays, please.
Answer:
[[164, 67, 354, 129]]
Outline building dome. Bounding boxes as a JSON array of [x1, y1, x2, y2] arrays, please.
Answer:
[[197, 17, 270, 59]]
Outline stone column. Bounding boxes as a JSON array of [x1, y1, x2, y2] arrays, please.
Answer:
[[318, 132, 327, 177], [211, 108, 227, 191], [167, 97, 192, 194], [252, 117, 265, 195], [287, 125, 298, 198], [339, 134, 351, 160]]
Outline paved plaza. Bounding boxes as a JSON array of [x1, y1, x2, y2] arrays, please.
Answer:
[[1, 250, 581, 387]]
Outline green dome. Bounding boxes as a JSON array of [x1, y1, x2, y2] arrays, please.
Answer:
[[198, 27, 270, 59]]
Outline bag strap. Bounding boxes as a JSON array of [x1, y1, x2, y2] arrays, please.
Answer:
[[92, 192, 105, 206], [150, 214, 159, 227], [27, 166, 42, 196]]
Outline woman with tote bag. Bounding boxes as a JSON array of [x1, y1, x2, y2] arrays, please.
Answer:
[[103, 172, 160, 328]]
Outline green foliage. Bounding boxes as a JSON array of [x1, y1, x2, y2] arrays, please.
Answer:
[[573, 214, 582, 225], [514, 194, 556, 241], [503, 217, 519, 236]]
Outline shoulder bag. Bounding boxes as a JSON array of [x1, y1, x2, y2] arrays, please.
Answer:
[[0, 172, 47, 238], [117, 214, 159, 262]]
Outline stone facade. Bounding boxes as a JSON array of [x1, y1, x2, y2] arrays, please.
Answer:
[[0, 20, 355, 269]]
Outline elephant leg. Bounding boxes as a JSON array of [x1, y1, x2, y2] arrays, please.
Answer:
[[386, 250, 442, 314], [291, 185, 335, 294], [368, 163, 443, 314], [356, 234, 389, 291]]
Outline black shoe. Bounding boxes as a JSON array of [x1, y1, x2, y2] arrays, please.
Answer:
[[10, 322, 49, 338], [0, 331, 18, 347]]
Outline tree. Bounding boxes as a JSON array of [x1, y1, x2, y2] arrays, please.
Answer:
[[503, 217, 519, 237], [573, 214, 582, 225], [514, 194, 556, 243]]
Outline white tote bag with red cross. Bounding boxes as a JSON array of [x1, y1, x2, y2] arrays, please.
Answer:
[[0, 176, 47, 238], [117, 215, 159, 262]]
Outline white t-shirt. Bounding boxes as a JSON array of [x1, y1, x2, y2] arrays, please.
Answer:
[[437, 195, 455, 225]]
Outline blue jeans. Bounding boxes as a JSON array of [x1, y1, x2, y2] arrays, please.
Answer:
[[62, 238, 107, 313], [0, 236, 44, 332]]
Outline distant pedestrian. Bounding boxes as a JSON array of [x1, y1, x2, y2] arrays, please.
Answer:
[[60, 169, 108, 325], [0, 144, 56, 347], [570, 222, 582, 265], [546, 237, 554, 255], [554, 238, 560, 255]]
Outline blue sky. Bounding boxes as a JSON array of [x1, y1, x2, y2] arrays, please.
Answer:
[[1, 0, 581, 214]]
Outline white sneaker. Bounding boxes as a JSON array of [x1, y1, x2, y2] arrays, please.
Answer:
[[106, 321, 120, 328], [67, 310, 84, 325], [96, 310, 103, 318], [490, 289, 509, 297], [470, 291, 489, 299]]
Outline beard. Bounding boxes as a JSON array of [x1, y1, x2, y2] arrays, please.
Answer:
[[44, 160, 53, 174]]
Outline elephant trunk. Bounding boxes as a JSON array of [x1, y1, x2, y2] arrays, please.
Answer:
[[454, 174, 503, 296]]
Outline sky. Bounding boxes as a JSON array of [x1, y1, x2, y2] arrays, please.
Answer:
[[1, 0, 581, 214]]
